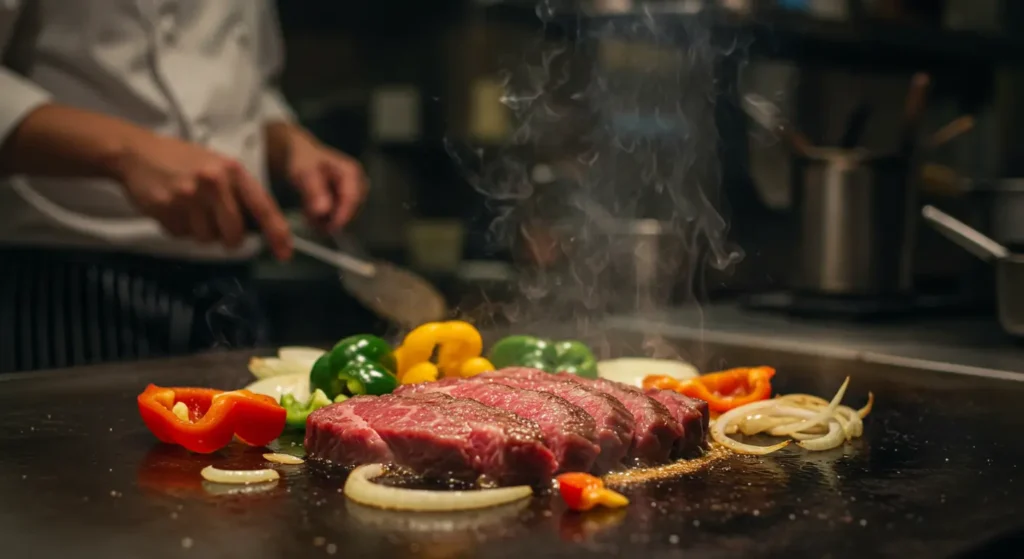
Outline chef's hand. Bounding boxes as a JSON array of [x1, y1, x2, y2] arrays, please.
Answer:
[[266, 123, 367, 232], [114, 133, 293, 260]]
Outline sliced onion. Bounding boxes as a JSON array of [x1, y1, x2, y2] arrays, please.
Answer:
[[201, 466, 280, 484], [712, 379, 873, 455], [344, 464, 533, 512], [244, 372, 310, 401], [598, 358, 698, 387], [711, 400, 792, 455], [248, 357, 312, 380], [277, 346, 326, 367], [796, 420, 845, 451], [771, 377, 850, 436], [263, 453, 305, 465]]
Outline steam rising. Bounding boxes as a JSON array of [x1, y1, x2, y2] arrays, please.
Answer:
[[448, 2, 743, 355]]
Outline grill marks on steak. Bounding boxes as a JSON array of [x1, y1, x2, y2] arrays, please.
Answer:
[[645, 389, 709, 457], [556, 374, 684, 465], [394, 378, 601, 473], [479, 368, 635, 472], [305, 392, 556, 485]]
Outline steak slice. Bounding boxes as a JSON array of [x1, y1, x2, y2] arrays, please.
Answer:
[[645, 389, 709, 457], [479, 368, 635, 472], [395, 378, 600, 473], [305, 392, 557, 485], [555, 374, 683, 465]]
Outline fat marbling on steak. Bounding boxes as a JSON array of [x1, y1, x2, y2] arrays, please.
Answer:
[[394, 377, 601, 473], [478, 368, 635, 472], [645, 389, 709, 457], [553, 373, 684, 465], [305, 392, 557, 485]]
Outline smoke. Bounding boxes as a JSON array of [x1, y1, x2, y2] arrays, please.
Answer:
[[448, 1, 744, 357]]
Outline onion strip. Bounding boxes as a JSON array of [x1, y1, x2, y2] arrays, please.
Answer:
[[343, 464, 533, 512], [711, 378, 873, 455], [201, 466, 280, 484], [263, 453, 305, 465], [711, 400, 792, 455]]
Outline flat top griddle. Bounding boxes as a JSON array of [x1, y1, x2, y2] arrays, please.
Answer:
[[0, 333, 1021, 558]]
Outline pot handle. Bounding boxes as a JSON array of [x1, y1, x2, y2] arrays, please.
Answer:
[[921, 205, 1009, 262]]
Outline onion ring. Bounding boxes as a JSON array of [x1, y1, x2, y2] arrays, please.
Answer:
[[200, 466, 280, 484], [343, 464, 533, 512]]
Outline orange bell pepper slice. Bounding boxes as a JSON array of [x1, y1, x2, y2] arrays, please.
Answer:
[[643, 366, 775, 414], [137, 385, 286, 454]]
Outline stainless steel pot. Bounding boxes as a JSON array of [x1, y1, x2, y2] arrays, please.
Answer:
[[922, 205, 1024, 336], [793, 148, 916, 295]]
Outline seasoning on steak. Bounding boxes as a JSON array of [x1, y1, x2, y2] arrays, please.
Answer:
[[479, 368, 635, 472], [553, 374, 683, 465], [395, 378, 601, 473], [645, 389, 709, 457], [304, 392, 557, 485]]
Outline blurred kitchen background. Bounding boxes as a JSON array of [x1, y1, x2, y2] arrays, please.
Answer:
[[261, 0, 1024, 365]]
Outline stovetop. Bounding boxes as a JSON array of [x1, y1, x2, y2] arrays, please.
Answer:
[[0, 331, 1021, 558]]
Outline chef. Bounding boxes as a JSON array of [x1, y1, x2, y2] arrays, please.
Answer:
[[0, 1, 366, 372]]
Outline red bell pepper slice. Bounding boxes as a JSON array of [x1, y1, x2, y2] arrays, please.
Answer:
[[643, 366, 775, 414], [556, 472, 629, 512], [137, 385, 286, 453]]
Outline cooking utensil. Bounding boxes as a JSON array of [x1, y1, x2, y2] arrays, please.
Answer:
[[840, 102, 872, 149], [329, 233, 446, 329], [292, 237, 376, 278], [794, 149, 915, 295], [900, 73, 931, 156], [921, 205, 1024, 336], [296, 234, 446, 329], [926, 115, 975, 150]]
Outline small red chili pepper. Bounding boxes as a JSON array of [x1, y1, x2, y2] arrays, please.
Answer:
[[556, 472, 629, 512], [137, 384, 286, 454]]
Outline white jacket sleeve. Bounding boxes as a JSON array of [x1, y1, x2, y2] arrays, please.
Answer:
[[257, 0, 295, 124], [0, 1, 52, 144]]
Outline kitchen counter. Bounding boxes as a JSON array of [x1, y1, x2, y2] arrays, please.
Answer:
[[608, 304, 1024, 380], [1, 329, 1022, 558]]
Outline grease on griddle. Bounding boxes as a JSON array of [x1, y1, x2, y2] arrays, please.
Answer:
[[602, 444, 730, 486]]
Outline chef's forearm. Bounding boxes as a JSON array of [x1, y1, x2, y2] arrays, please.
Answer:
[[0, 103, 149, 179]]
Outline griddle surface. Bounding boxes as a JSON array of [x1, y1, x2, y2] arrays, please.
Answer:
[[0, 335, 1021, 558]]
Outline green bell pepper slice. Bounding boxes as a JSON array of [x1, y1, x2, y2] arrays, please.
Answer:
[[280, 389, 334, 430], [488, 335, 598, 379], [310, 334, 399, 400]]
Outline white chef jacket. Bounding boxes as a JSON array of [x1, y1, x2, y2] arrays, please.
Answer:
[[0, 0, 295, 260]]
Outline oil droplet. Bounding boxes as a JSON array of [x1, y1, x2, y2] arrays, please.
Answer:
[[789, 514, 796, 520], [326, 543, 337, 555], [753, 509, 760, 516], [170, 512, 178, 520], [692, 520, 700, 527], [181, 537, 193, 549], [313, 537, 326, 547], [859, 519, 867, 527], [669, 535, 679, 545]]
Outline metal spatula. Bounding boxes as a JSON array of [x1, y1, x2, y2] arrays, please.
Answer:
[[292, 235, 446, 328]]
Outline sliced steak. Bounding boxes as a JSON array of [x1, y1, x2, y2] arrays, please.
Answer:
[[479, 368, 635, 472], [645, 389, 709, 457], [305, 392, 557, 485], [552, 374, 683, 465], [395, 378, 600, 473]]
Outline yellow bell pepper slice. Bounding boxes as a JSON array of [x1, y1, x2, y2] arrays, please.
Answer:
[[395, 321, 495, 380]]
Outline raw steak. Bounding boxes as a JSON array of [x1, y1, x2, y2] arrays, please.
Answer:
[[556, 374, 684, 465], [305, 392, 556, 485], [395, 378, 600, 472], [645, 389, 709, 457], [479, 368, 635, 471]]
